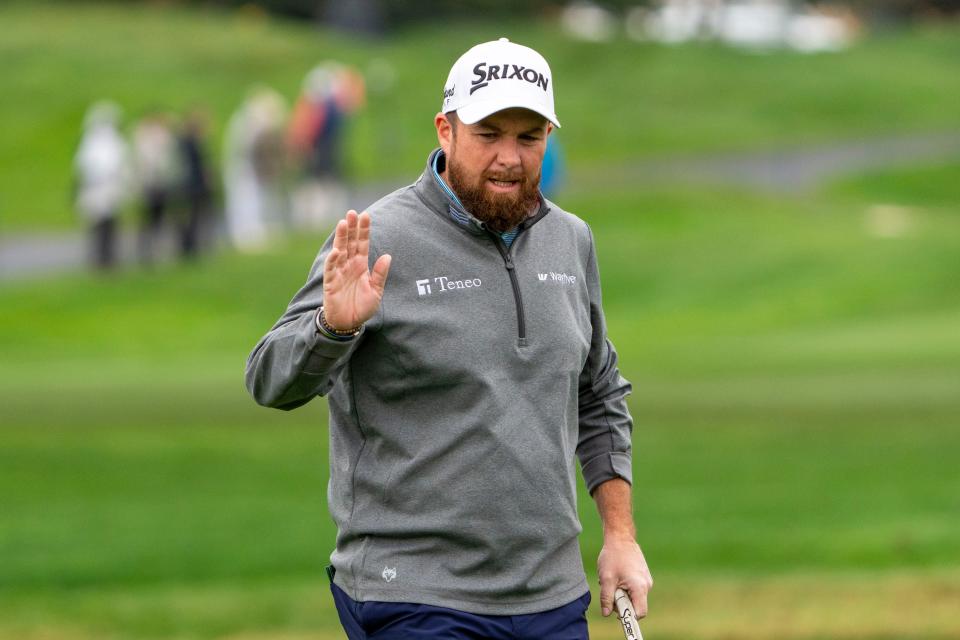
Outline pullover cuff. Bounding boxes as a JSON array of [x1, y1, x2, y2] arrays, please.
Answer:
[[581, 452, 632, 494], [303, 311, 364, 373]]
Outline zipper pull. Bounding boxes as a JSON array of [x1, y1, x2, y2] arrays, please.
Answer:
[[504, 255, 514, 270]]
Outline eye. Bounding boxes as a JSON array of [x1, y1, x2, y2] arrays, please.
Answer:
[[477, 132, 497, 140]]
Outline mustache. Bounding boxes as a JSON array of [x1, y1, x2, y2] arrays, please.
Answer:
[[485, 173, 526, 183]]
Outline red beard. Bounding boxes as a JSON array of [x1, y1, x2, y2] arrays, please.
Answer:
[[447, 155, 541, 233]]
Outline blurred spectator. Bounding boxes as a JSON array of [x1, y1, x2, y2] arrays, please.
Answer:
[[628, 0, 859, 52], [177, 108, 215, 260], [133, 110, 180, 265], [74, 101, 129, 271], [561, 2, 617, 42], [288, 62, 365, 229], [541, 134, 566, 200], [223, 87, 288, 252]]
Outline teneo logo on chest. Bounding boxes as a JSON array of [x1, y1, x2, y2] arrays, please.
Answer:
[[417, 276, 483, 296], [537, 271, 577, 284], [470, 62, 549, 95]]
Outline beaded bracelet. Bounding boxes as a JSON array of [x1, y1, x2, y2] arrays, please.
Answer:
[[315, 307, 363, 340]]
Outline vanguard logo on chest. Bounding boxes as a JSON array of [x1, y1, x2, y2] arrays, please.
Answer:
[[470, 62, 549, 95]]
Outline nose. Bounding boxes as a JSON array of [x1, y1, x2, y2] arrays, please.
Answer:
[[494, 138, 522, 171]]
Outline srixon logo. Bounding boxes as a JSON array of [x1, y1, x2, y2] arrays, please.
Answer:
[[471, 62, 549, 95]]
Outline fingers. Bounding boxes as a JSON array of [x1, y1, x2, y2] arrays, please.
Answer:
[[628, 572, 653, 619], [601, 573, 653, 619], [333, 210, 359, 261], [632, 587, 649, 619], [356, 211, 371, 261], [599, 571, 616, 617], [370, 254, 392, 295], [332, 215, 348, 254], [323, 247, 340, 279], [346, 209, 359, 260]]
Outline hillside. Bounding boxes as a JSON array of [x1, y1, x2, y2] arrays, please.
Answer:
[[2, 2, 960, 229]]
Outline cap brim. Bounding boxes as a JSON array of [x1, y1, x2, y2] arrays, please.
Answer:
[[455, 98, 561, 128]]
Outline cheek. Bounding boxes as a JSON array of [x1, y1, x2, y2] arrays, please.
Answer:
[[521, 150, 545, 176], [457, 143, 488, 170]]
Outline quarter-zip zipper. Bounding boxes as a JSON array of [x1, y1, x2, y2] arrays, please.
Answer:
[[491, 234, 528, 347]]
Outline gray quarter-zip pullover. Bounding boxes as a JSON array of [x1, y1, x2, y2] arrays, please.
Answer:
[[246, 149, 633, 615]]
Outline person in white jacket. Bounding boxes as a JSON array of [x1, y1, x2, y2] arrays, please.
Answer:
[[223, 87, 288, 252], [74, 101, 130, 270]]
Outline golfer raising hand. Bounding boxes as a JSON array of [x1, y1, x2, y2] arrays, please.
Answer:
[[247, 37, 652, 640], [319, 210, 392, 334]]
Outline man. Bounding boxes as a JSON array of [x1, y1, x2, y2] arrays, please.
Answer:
[[246, 38, 652, 639]]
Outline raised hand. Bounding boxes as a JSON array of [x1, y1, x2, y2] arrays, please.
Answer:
[[322, 210, 392, 331]]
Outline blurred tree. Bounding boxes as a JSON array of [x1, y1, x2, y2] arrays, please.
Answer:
[[843, 0, 960, 24], [321, 0, 384, 35], [166, 0, 558, 28], [156, 0, 960, 26]]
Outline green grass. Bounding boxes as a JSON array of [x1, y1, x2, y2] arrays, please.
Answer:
[[2, 158, 959, 637], [3, 2, 960, 229], [3, 4, 959, 635]]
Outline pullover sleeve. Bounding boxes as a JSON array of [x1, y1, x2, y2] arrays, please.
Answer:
[[245, 233, 366, 411], [576, 226, 634, 493]]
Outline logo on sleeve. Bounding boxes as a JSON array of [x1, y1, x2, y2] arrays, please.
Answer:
[[382, 566, 397, 582]]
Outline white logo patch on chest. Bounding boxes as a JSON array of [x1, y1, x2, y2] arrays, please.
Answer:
[[416, 275, 483, 296], [537, 271, 577, 284]]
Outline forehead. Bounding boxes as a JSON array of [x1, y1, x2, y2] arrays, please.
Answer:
[[471, 108, 548, 131]]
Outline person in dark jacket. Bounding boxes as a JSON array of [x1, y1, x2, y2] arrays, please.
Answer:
[[177, 108, 214, 259]]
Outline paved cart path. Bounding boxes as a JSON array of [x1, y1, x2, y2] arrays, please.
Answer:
[[0, 182, 396, 282], [572, 131, 960, 193], [3, 131, 959, 282]]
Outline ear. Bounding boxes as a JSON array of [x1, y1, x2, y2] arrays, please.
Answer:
[[435, 112, 453, 155]]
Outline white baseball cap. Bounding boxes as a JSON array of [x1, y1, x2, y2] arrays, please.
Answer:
[[441, 38, 560, 128]]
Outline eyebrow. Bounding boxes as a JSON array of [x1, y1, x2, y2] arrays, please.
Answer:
[[475, 122, 546, 135]]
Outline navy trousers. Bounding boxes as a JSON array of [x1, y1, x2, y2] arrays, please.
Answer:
[[331, 583, 591, 640]]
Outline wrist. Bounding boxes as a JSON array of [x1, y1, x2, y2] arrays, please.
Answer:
[[603, 525, 637, 545], [315, 307, 363, 340]]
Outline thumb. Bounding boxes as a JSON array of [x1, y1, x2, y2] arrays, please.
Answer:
[[369, 254, 392, 294]]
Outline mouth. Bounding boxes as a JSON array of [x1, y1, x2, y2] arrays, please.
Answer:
[[487, 177, 522, 192]]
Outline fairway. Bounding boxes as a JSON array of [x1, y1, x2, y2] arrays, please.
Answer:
[[3, 170, 959, 637], [2, 2, 960, 638]]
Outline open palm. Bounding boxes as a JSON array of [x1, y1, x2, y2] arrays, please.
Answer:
[[322, 210, 392, 330]]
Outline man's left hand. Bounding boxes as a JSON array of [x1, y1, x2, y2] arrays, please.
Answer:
[[597, 536, 653, 618]]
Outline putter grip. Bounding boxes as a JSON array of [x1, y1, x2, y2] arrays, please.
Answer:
[[614, 588, 643, 640]]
